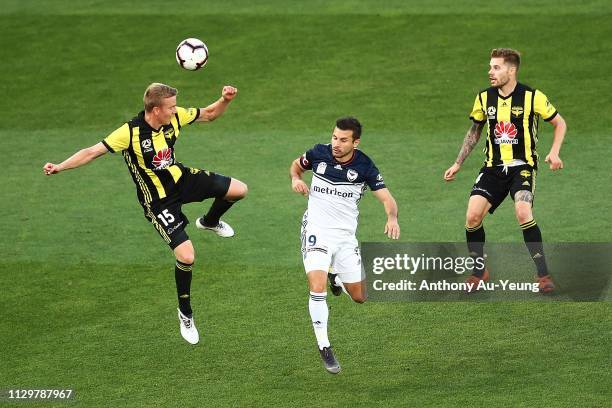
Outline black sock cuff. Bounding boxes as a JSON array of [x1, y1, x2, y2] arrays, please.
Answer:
[[176, 260, 193, 272], [466, 223, 483, 232], [520, 219, 537, 230]]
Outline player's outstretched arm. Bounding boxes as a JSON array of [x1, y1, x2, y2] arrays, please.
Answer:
[[289, 159, 309, 196], [43, 142, 108, 175], [372, 188, 400, 240], [196, 85, 238, 122], [444, 122, 485, 181], [544, 114, 566, 171]]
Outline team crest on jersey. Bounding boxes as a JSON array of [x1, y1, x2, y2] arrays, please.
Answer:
[[494, 122, 518, 144], [346, 169, 358, 182], [487, 106, 497, 119], [152, 147, 173, 170], [316, 162, 327, 174], [511, 106, 524, 117]]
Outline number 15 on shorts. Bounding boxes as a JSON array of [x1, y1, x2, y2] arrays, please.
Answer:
[[157, 209, 175, 227]]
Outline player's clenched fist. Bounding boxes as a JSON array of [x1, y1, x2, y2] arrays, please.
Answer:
[[43, 163, 60, 175], [221, 86, 238, 101]]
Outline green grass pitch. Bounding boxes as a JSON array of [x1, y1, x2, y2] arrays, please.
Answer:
[[1, 1, 611, 406]]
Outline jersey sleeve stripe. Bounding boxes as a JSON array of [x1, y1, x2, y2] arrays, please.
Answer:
[[543, 111, 558, 122], [188, 108, 200, 124], [298, 155, 311, 170], [102, 140, 115, 153]]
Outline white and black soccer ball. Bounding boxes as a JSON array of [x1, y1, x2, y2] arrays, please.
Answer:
[[175, 38, 209, 71]]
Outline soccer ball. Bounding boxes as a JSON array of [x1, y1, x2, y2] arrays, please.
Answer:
[[175, 38, 209, 71]]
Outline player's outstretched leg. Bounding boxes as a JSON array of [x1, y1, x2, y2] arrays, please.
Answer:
[[308, 270, 341, 374], [343, 280, 368, 303], [464, 195, 491, 292], [197, 178, 248, 238], [174, 240, 199, 344], [515, 195, 554, 293]]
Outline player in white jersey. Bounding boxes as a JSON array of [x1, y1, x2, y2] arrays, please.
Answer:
[[289, 117, 400, 374]]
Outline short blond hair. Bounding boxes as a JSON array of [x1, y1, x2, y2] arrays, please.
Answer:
[[143, 83, 177, 112], [491, 48, 521, 71]]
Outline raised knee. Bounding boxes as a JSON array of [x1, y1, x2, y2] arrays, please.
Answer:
[[466, 212, 484, 228], [177, 252, 195, 265], [230, 180, 248, 200], [239, 182, 248, 198], [351, 294, 368, 304]]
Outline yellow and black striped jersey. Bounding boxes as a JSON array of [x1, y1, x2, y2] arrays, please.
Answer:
[[102, 107, 200, 204], [469, 82, 558, 168]]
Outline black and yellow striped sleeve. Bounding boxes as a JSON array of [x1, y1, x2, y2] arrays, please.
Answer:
[[469, 93, 486, 123], [102, 123, 130, 153], [176, 107, 200, 127], [533, 90, 558, 121]]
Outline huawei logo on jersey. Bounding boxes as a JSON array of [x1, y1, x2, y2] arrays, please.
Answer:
[[494, 122, 519, 144], [152, 148, 174, 170]]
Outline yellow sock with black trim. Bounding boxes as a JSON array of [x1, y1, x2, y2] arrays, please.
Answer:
[[175, 260, 193, 317], [521, 220, 549, 277], [466, 223, 486, 277]]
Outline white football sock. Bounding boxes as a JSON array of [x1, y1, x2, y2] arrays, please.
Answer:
[[309, 291, 330, 349]]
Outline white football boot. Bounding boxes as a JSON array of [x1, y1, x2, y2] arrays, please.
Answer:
[[177, 309, 199, 345], [195, 218, 235, 238]]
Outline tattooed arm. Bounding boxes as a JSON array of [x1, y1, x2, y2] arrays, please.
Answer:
[[455, 122, 485, 165], [444, 122, 485, 181]]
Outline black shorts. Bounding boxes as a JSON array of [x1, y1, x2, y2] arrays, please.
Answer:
[[142, 168, 231, 249], [470, 164, 536, 213]]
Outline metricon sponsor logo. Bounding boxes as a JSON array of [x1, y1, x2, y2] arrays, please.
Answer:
[[312, 185, 354, 198]]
